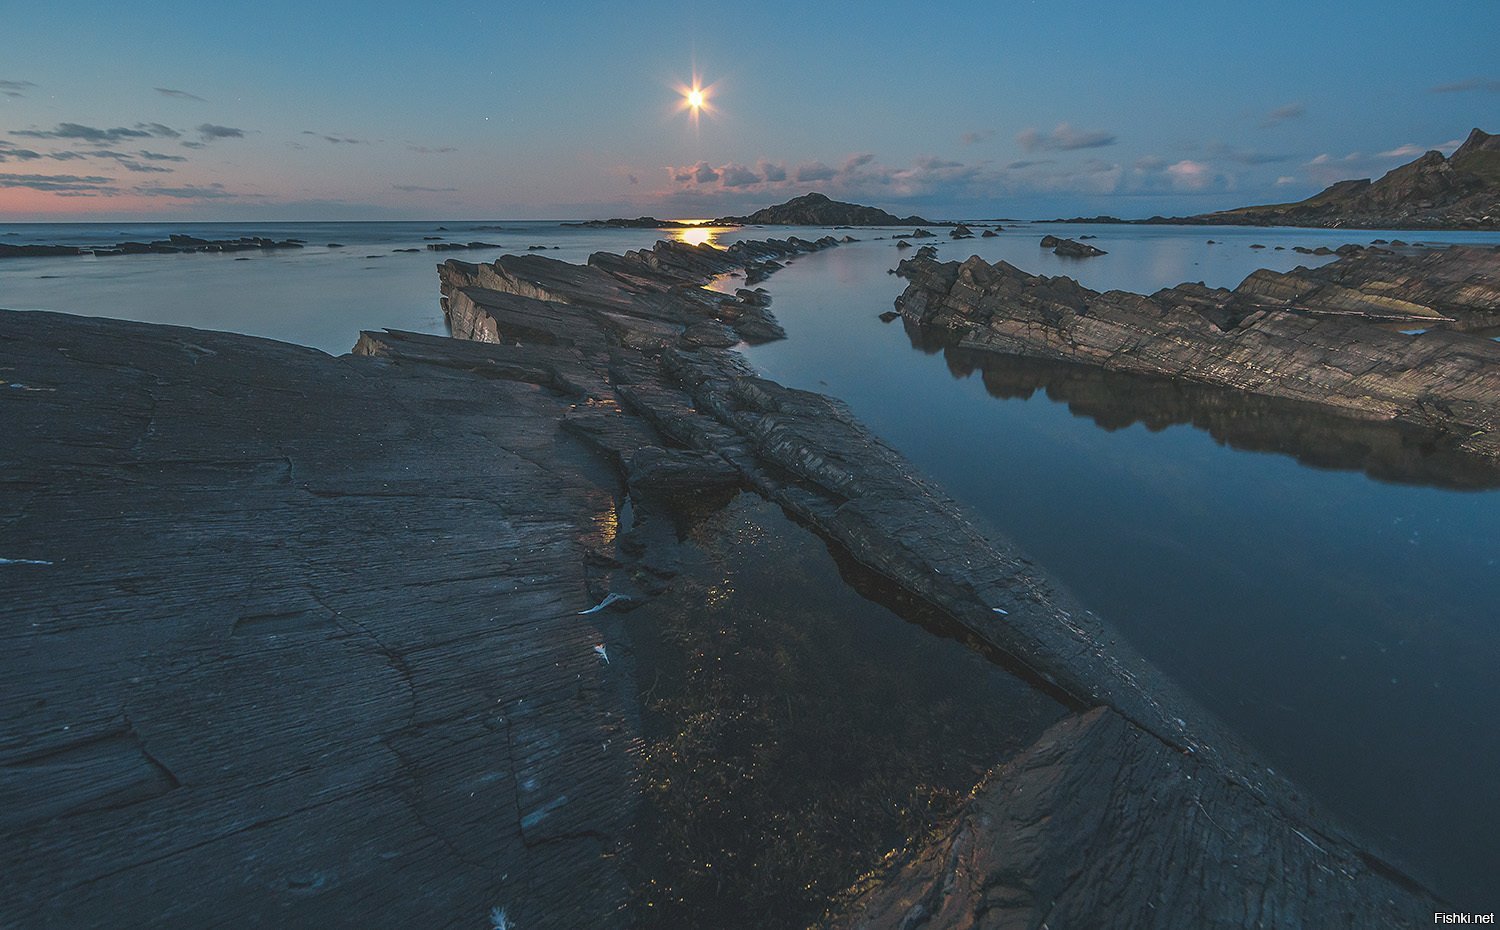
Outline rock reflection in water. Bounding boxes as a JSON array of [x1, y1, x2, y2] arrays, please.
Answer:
[[902, 322, 1500, 491], [622, 493, 1065, 930]]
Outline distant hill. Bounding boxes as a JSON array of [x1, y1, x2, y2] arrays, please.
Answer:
[[713, 192, 933, 226], [1059, 128, 1499, 230]]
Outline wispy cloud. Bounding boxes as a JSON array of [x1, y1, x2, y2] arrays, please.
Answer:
[[136, 182, 234, 199], [0, 79, 37, 99], [1377, 143, 1428, 159], [13, 122, 178, 143], [0, 140, 44, 162], [0, 172, 120, 194], [1016, 123, 1117, 152], [1260, 102, 1305, 128], [155, 87, 207, 102], [302, 130, 368, 144], [1430, 77, 1500, 94], [406, 144, 456, 154], [960, 129, 994, 146], [197, 123, 246, 141], [391, 184, 457, 192]]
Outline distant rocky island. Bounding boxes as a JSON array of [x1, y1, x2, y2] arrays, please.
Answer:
[[1059, 127, 1498, 230], [712, 192, 933, 226], [561, 217, 698, 229], [568, 193, 936, 229]]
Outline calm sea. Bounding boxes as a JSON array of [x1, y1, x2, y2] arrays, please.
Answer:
[[3, 218, 1497, 903]]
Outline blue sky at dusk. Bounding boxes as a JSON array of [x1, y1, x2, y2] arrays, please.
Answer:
[[1, 0, 1496, 220]]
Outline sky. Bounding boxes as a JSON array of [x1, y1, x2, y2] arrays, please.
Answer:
[[1, 0, 1497, 222]]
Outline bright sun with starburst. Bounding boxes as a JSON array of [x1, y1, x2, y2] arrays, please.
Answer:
[[674, 75, 715, 124]]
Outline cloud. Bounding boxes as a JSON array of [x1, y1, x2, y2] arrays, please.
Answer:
[[134, 150, 188, 162], [1165, 160, 1211, 190], [794, 160, 837, 182], [155, 87, 206, 102], [197, 123, 246, 141], [1275, 176, 1297, 186], [1260, 103, 1305, 128], [718, 163, 761, 187], [136, 182, 234, 199], [13, 122, 170, 143], [0, 172, 120, 194], [0, 140, 44, 162], [407, 144, 456, 154], [391, 184, 457, 192], [0, 79, 37, 98], [1016, 123, 1117, 151], [1430, 77, 1500, 94], [137, 122, 181, 138], [1377, 143, 1428, 159], [180, 140, 207, 149], [756, 158, 786, 183], [960, 129, 994, 146], [303, 130, 368, 144], [627, 174, 638, 185]]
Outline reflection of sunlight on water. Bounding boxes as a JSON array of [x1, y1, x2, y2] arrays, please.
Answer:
[[669, 222, 731, 248]]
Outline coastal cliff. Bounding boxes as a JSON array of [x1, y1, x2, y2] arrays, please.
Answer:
[[1068, 127, 1499, 230]]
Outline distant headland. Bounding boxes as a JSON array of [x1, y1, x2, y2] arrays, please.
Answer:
[[1056, 127, 1499, 230]]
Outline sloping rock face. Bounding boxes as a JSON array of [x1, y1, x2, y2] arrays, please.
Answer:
[[1175, 127, 1500, 229], [895, 245, 1500, 464], [821, 708, 1426, 930], [428, 237, 1441, 925], [713, 192, 932, 226]]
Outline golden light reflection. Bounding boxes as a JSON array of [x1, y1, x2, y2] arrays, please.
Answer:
[[669, 223, 731, 247]]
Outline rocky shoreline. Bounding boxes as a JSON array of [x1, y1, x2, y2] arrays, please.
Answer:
[[0, 232, 1453, 927], [894, 243, 1500, 466], [0, 234, 309, 258]]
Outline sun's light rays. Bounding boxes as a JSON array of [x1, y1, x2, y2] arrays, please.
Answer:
[[673, 73, 716, 127]]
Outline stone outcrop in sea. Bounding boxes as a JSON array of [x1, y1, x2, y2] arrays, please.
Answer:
[[894, 244, 1500, 464]]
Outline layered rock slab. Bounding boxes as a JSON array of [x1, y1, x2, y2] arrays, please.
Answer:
[[894, 245, 1500, 464], [0, 310, 639, 928]]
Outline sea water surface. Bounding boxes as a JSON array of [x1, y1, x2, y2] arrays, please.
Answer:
[[3, 218, 1497, 904]]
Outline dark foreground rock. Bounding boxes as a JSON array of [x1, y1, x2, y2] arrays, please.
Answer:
[[713, 192, 933, 226], [0, 311, 640, 928], [0, 232, 1446, 926], [822, 707, 1426, 930], [895, 244, 1500, 465]]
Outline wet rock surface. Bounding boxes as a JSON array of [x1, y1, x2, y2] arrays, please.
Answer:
[[894, 244, 1500, 465], [428, 237, 1442, 923]]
